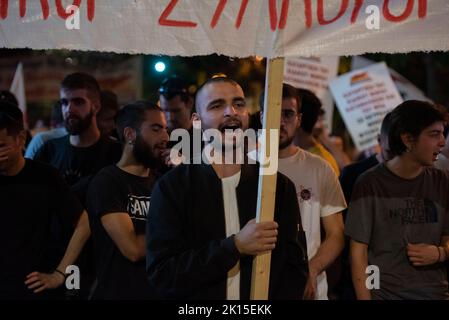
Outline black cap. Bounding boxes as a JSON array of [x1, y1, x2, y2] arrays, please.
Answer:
[[0, 90, 19, 108], [0, 90, 22, 122], [158, 76, 189, 100]]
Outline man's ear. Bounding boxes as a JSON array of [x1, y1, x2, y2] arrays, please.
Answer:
[[92, 96, 101, 115], [123, 127, 137, 144], [400, 133, 414, 151], [297, 113, 302, 129], [259, 110, 264, 125], [191, 112, 200, 123], [16, 130, 27, 149]]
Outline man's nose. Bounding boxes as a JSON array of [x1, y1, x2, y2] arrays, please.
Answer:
[[280, 115, 287, 126], [224, 104, 237, 116], [439, 134, 446, 147], [63, 101, 75, 114], [162, 128, 170, 143]]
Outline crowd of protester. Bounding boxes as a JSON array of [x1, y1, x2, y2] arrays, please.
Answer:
[[0, 71, 448, 300]]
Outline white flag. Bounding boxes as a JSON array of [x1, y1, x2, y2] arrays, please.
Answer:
[[10, 62, 27, 127]]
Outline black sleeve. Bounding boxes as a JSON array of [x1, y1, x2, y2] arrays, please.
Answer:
[[146, 179, 241, 299], [269, 176, 308, 299]]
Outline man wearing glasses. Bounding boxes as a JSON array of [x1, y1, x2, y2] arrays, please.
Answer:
[[260, 83, 346, 300]]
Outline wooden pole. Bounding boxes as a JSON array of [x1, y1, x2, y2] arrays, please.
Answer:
[[250, 57, 285, 300]]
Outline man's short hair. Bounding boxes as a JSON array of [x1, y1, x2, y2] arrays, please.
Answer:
[[194, 77, 241, 113], [388, 100, 447, 156], [379, 112, 392, 139], [159, 76, 190, 104], [259, 83, 301, 114], [61, 72, 101, 103], [115, 101, 162, 144], [297, 88, 322, 134], [0, 101, 24, 135]]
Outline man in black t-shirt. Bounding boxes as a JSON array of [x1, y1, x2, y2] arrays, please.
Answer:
[[35, 73, 121, 187], [86, 101, 168, 299], [34, 73, 121, 298], [0, 102, 90, 300]]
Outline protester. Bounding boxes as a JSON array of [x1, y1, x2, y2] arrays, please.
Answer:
[[346, 101, 449, 300], [87, 101, 168, 299], [294, 89, 340, 175], [259, 83, 345, 300], [0, 101, 90, 299], [147, 77, 309, 299], [25, 101, 67, 159]]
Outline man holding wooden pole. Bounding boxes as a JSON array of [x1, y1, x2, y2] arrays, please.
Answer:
[[146, 76, 308, 300]]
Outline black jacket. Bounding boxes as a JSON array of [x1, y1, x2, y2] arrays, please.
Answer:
[[146, 163, 308, 299]]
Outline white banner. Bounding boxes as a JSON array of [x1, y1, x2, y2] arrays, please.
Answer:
[[329, 62, 403, 151], [284, 56, 339, 131], [0, 0, 448, 57]]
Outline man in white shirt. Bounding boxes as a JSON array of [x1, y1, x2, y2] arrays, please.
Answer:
[[260, 83, 346, 300]]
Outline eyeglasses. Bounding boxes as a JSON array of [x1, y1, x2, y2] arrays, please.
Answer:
[[281, 110, 298, 122]]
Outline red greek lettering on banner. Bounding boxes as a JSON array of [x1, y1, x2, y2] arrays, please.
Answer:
[[159, 0, 197, 27], [268, 0, 289, 31], [317, 0, 349, 25]]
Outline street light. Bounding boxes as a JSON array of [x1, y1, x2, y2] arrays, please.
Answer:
[[154, 61, 166, 73]]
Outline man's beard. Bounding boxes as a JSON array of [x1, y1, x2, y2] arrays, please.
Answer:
[[64, 111, 94, 135], [133, 134, 163, 169], [279, 129, 295, 150]]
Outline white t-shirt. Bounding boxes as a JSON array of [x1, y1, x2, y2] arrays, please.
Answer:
[[278, 147, 346, 300], [221, 171, 241, 300]]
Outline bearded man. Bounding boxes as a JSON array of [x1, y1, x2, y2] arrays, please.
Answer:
[[35, 72, 121, 186], [34, 73, 122, 299], [86, 101, 168, 299], [146, 77, 309, 299]]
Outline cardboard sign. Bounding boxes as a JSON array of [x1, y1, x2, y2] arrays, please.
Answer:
[[352, 56, 431, 102], [329, 62, 403, 151], [284, 56, 339, 131]]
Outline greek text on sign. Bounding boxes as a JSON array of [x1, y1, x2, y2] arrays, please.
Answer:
[[329, 62, 403, 151], [284, 56, 339, 131]]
